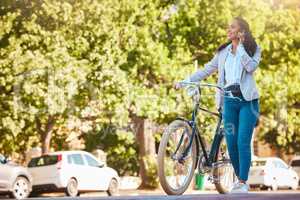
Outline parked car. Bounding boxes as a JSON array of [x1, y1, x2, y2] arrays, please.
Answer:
[[248, 157, 299, 190], [28, 150, 119, 197], [0, 154, 32, 199], [290, 156, 300, 185]]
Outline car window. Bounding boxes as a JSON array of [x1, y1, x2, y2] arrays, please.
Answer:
[[272, 161, 278, 168], [70, 154, 85, 165], [251, 160, 266, 167], [67, 155, 73, 164], [291, 159, 300, 167], [279, 160, 288, 169], [84, 154, 99, 167], [28, 155, 59, 167], [274, 160, 288, 169]]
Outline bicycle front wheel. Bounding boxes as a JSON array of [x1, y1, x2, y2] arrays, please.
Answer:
[[158, 120, 197, 195]]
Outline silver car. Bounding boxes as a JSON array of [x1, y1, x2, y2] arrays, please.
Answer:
[[0, 154, 32, 199]]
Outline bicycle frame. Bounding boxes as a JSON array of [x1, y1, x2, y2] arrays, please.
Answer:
[[173, 83, 227, 170], [158, 82, 240, 195]]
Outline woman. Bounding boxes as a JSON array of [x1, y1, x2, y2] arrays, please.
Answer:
[[175, 17, 261, 193]]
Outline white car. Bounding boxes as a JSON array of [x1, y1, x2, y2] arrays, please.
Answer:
[[0, 154, 32, 199], [248, 157, 299, 190], [290, 156, 300, 185], [28, 151, 119, 197]]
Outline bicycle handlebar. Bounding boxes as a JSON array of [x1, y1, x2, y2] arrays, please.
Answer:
[[178, 80, 243, 101], [178, 81, 225, 92]]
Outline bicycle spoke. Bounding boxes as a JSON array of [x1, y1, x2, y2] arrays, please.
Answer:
[[166, 130, 192, 189], [213, 137, 237, 193], [158, 120, 196, 195]]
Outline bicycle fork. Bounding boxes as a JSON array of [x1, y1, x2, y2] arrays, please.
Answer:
[[171, 103, 200, 164]]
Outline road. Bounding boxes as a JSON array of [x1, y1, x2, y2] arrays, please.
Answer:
[[1, 189, 300, 200], [29, 192, 300, 200], [19, 189, 300, 200]]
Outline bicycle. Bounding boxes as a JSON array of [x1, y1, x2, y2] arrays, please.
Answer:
[[158, 81, 242, 195]]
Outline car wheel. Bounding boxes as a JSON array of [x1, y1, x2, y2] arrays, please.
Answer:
[[271, 180, 278, 191], [260, 185, 268, 190], [11, 177, 30, 199], [107, 178, 119, 196], [291, 183, 298, 190], [65, 178, 79, 197]]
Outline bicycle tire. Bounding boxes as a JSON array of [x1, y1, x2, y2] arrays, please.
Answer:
[[158, 120, 197, 195], [213, 136, 237, 194]]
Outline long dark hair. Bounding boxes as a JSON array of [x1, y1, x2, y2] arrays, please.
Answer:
[[218, 17, 257, 57]]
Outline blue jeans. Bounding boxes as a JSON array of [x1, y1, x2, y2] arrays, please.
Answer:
[[222, 93, 260, 181]]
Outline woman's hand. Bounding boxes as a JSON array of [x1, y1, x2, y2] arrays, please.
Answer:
[[174, 82, 183, 90]]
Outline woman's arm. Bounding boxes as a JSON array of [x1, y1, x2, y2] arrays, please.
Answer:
[[237, 44, 261, 73], [185, 52, 219, 82]]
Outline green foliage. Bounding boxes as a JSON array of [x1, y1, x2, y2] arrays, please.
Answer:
[[141, 155, 159, 188], [0, 0, 299, 175], [255, 7, 300, 154], [84, 125, 139, 176]]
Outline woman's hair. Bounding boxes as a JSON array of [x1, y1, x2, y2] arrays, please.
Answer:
[[217, 17, 257, 57]]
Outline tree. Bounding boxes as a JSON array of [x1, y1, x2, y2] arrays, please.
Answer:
[[0, 0, 299, 188]]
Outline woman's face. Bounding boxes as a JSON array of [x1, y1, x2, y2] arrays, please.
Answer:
[[227, 20, 241, 41]]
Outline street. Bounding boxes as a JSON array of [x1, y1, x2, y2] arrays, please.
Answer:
[[29, 192, 300, 200], [0, 189, 297, 200], [0, 186, 299, 200]]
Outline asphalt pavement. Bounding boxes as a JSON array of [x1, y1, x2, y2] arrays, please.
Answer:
[[1, 189, 300, 200], [30, 192, 300, 200]]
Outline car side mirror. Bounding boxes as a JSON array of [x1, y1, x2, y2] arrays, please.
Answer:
[[98, 163, 105, 168], [0, 155, 7, 164], [3, 156, 9, 164]]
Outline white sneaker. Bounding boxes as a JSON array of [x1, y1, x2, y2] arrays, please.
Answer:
[[229, 179, 240, 191], [230, 182, 250, 194]]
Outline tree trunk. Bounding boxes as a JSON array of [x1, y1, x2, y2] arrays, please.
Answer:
[[41, 129, 52, 154], [131, 114, 157, 189], [36, 115, 56, 154]]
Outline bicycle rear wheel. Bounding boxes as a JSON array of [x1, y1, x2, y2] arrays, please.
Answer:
[[158, 120, 197, 195], [213, 135, 237, 193]]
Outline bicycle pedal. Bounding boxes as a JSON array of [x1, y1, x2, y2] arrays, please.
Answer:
[[212, 159, 231, 169], [208, 175, 219, 184], [178, 158, 185, 164]]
